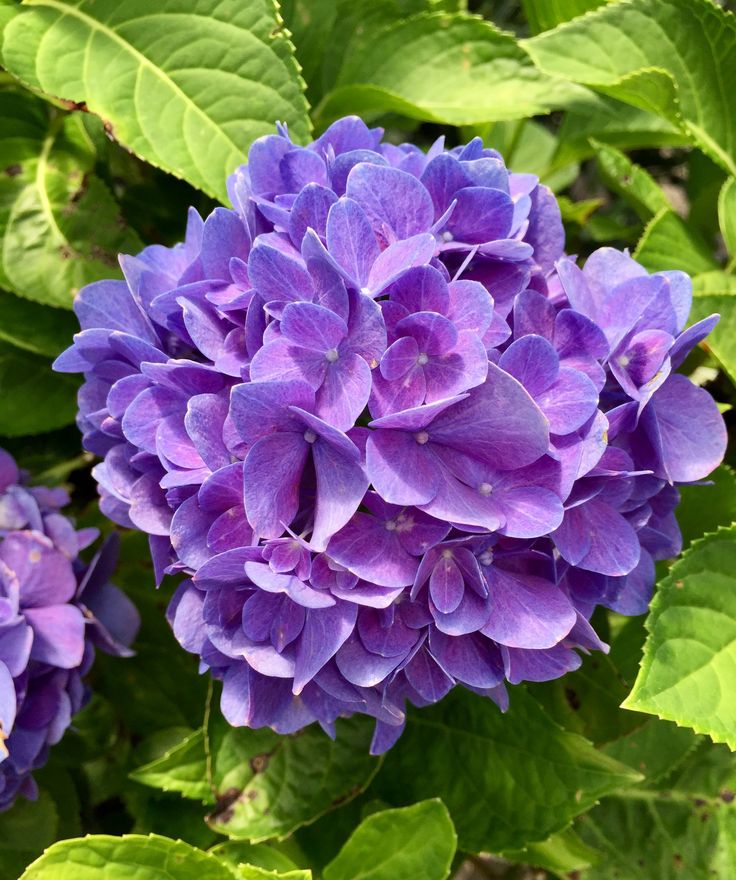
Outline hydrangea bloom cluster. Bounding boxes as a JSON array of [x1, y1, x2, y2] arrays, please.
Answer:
[[55, 117, 727, 753], [0, 449, 139, 808]]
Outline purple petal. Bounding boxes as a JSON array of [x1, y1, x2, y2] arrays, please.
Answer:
[[346, 164, 434, 240], [311, 437, 369, 550], [326, 198, 379, 287], [553, 497, 641, 576], [481, 568, 575, 649], [293, 603, 357, 694], [26, 605, 86, 668], [244, 433, 309, 539], [445, 187, 514, 244]]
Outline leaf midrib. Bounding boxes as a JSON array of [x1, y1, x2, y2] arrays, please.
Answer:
[[23, 0, 244, 163]]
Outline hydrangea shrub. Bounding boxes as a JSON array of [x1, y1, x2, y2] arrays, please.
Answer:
[[0, 449, 138, 809], [55, 118, 725, 753], [2, 0, 736, 876]]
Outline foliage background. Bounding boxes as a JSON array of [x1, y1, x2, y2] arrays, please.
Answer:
[[1, 0, 736, 877]]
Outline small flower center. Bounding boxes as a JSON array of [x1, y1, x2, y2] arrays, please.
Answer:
[[303, 429, 317, 444], [478, 482, 493, 496], [385, 520, 397, 531], [479, 550, 494, 567], [441, 549, 453, 560], [416, 352, 429, 366], [441, 230, 454, 242], [325, 348, 339, 363], [414, 431, 430, 445]]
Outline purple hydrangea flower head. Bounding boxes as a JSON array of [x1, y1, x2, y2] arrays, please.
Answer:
[[0, 449, 139, 809], [55, 117, 726, 753]]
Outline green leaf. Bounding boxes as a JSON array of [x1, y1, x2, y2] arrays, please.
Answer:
[[525, 0, 736, 176], [501, 826, 600, 874], [323, 800, 456, 880], [592, 140, 672, 219], [0, 790, 58, 880], [690, 273, 736, 385], [1, 0, 310, 202], [719, 177, 736, 260], [238, 869, 310, 880], [207, 715, 381, 842], [677, 466, 736, 549], [603, 718, 701, 787], [0, 340, 77, 435], [634, 209, 719, 275], [210, 842, 303, 874], [313, 12, 587, 129], [131, 728, 213, 804], [372, 688, 640, 853], [0, 289, 77, 356], [19, 834, 240, 880], [577, 741, 736, 880], [521, 0, 608, 34], [0, 87, 142, 307], [624, 527, 736, 749]]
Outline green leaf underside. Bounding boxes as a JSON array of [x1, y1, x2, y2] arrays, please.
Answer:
[[130, 728, 213, 804], [19, 834, 240, 880], [525, 0, 736, 176], [676, 466, 736, 550], [373, 688, 640, 853], [1, 0, 310, 202], [323, 800, 456, 880], [313, 12, 588, 128], [0, 87, 141, 307], [207, 715, 381, 842], [624, 527, 736, 749]]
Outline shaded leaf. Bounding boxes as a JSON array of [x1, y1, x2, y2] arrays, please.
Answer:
[[207, 715, 381, 843], [634, 209, 718, 274], [677, 466, 736, 550], [718, 177, 736, 259], [0, 341, 78, 436], [593, 140, 672, 219], [0, 289, 78, 356], [0, 87, 141, 307], [521, 0, 609, 34], [373, 688, 640, 853]]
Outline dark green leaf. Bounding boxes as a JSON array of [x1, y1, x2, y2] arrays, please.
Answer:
[[207, 715, 381, 842], [0, 87, 141, 308], [0, 289, 78, 356], [521, 0, 609, 35], [634, 209, 719, 274], [0, 340, 78, 436], [373, 688, 640, 853]]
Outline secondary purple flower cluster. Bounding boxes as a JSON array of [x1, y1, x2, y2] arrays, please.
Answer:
[[55, 117, 726, 753], [0, 450, 138, 808]]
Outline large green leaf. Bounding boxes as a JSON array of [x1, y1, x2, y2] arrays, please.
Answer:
[[624, 527, 736, 749], [373, 688, 640, 853], [323, 800, 456, 880], [520, 0, 608, 34], [207, 715, 381, 842], [0, 340, 78, 436], [0, 87, 141, 307], [313, 11, 587, 129], [1, 0, 310, 202], [525, 0, 736, 176], [633, 209, 719, 275], [19, 834, 240, 880], [0, 790, 58, 880]]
